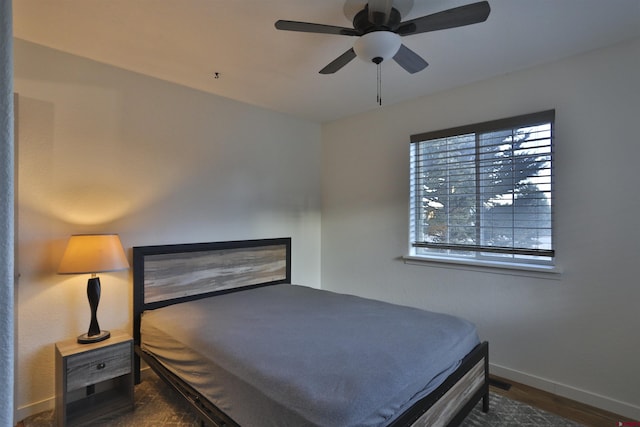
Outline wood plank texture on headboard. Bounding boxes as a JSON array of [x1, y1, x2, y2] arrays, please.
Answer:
[[143, 244, 288, 303]]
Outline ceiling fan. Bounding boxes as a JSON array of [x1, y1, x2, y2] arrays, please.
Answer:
[[275, 0, 491, 75]]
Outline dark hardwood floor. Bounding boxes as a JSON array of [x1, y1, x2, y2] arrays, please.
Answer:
[[490, 375, 636, 427]]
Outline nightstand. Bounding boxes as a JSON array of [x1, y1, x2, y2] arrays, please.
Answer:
[[55, 330, 134, 426]]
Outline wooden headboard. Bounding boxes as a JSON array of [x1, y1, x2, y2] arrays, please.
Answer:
[[132, 237, 291, 346]]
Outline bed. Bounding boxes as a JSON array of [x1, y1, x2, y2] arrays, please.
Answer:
[[133, 237, 489, 427]]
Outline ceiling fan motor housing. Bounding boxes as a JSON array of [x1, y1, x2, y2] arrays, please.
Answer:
[[353, 6, 402, 32]]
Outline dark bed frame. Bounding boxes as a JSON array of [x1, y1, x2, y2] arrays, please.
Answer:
[[133, 237, 489, 427]]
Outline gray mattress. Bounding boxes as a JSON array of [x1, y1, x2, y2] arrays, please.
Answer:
[[141, 284, 480, 427]]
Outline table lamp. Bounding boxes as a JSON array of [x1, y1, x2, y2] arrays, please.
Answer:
[[58, 234, 129, 344]]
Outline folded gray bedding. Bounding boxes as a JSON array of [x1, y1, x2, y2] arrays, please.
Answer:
[[141, 284, 479, 427]]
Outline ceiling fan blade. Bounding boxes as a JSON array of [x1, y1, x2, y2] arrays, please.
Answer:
[[367, 0, 393, 25], [319, 48, 358, 74], [393, 44, 428, 74], [397, 1, 490, 36], [275, 20, 360, 36]]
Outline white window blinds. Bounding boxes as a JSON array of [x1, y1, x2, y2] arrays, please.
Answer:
[[409, 110, 554, 264]]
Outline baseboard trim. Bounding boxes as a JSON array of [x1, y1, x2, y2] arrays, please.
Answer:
[[15, 397, 54, 423], [490, 363, 640, 421]]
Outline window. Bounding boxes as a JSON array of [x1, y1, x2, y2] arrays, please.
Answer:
[[409, 110, 554, 268]]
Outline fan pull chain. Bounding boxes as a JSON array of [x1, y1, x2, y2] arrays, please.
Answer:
[[377, 62, 382, 106]]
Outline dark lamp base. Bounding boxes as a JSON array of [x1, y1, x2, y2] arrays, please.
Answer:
[[77, 330, 111, 344]]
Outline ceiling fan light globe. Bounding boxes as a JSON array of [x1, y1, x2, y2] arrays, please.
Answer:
[[353, 31, 401, 64]]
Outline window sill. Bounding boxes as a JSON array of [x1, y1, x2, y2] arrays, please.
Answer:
[[402, 254, 562, 279]]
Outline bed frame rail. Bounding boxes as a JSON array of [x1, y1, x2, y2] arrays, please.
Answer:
[[136, 347, 238, 427], [391, 341, 489, 427]]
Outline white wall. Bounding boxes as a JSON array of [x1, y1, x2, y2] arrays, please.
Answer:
[[14, 39, 322, 419], [322, 37, 640, 419]]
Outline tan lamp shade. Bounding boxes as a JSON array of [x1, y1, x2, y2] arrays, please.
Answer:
[[58, 234, 129, 274]]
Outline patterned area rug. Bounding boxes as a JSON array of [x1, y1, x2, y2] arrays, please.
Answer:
[[22, 369, 584, 426], [461, 393, 583, 427]]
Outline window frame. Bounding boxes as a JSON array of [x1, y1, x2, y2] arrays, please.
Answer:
[[408, 110, 556, 271]]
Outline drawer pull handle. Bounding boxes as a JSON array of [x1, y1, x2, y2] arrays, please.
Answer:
[[96, 362, 106, 370]]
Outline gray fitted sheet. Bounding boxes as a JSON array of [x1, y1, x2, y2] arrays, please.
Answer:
[[141, 284, 479, 427]]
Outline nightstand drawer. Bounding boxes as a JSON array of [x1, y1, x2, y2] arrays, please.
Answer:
[[66, 342, 131, 391]]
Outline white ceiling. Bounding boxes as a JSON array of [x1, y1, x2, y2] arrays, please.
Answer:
[[13, 0, 640, 123]]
